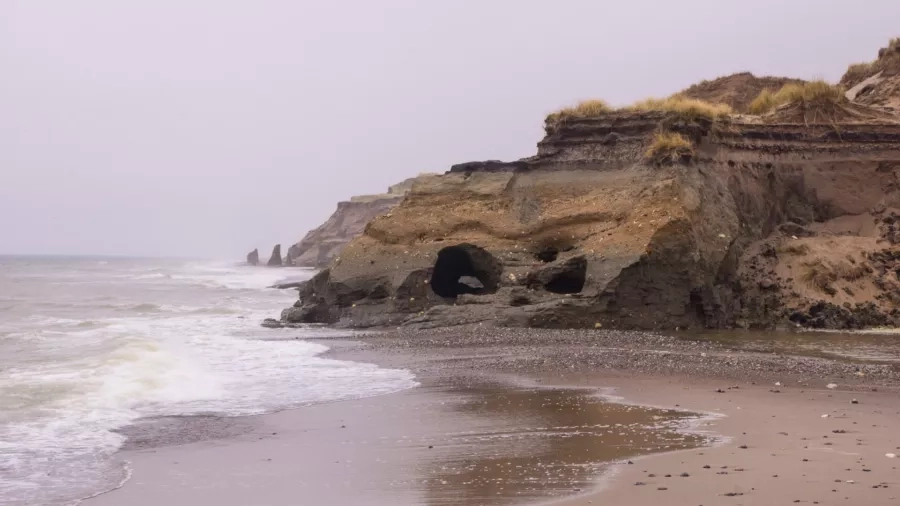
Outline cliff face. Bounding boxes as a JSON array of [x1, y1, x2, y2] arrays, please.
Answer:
[[283, 106, 900, 331], [287, 175, 436, 267], [281, 42, 900, 331]]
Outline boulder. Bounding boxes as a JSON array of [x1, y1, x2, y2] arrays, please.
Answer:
[[246, 249, 259, 266]]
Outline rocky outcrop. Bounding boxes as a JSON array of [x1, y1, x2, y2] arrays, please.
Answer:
[[286, 174, 437, 267], [281, 42, 900, 332], [267, 245, 283, 267], [281, 106, 900, 331], [246, 248, 259, 266]]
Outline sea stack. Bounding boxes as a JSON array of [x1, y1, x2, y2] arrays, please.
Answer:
[[267, 244, 283, 267], [246, 249, 259, 266]]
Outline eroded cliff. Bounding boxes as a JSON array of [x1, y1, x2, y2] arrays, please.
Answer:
[[287, 175, 436, 267], [282, 47, 900, 331]]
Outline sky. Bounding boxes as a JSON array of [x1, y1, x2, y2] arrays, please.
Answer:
[[2, 0, 899, 258]]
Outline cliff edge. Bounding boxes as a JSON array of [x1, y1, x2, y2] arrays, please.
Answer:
[[287, 175, 437, 267]]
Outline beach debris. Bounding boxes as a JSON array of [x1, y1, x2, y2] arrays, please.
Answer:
[[594, 322, 602, 329], [657, 487, 668, 491], [851, 399, 859, 404], [886, 453, 897, 459], [703, 465, 711, 469], [701, 352, 707, 357], [716, 388, 726, 393], [827, 383, 838, 389], [832, 429, 846, 433], [680, 472, 690, 477], [821, 414, 830, 418], [664, 474, 672, 478], [775, 382, 782, 386], [739, 445, 748, 449], [634, 482, 646, 486], [847, 480, 855, 484], [723, 492, 744, 496]]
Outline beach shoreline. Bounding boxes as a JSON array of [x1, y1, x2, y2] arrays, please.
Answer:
[[85, 327, 900, 506]]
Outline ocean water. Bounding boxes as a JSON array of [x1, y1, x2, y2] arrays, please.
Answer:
[[0, 256, 417, 506]]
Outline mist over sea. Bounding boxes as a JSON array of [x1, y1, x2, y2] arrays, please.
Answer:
[[0, 256, 416, 506]]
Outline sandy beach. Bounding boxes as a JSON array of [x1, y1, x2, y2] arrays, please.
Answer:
[[86, 327, 900, 506]]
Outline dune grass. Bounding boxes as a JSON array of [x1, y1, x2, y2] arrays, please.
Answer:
[[748, 80, 845, 115], [544, 99, 613, 130], [545, 95, 732, 132], [645, 132, 694, 163], [626, 95, 733, 121]]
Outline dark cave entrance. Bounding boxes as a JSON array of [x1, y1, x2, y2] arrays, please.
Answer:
[[543, 257, 587, 294], [430, 244, 502, 298]]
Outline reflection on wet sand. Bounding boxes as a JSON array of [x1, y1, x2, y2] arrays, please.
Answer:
[[418, 385, 709, 506]]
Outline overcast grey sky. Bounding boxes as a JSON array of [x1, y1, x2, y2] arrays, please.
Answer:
[[2, 0, 898, 258]]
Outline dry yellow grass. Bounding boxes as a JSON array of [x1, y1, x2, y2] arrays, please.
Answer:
[[800, 260, 837, 291], [627, 96, 733, 121], [545, 96, 732, 132], [544, 99, 613, 130], [833, 261, 869, 281], [748, 80, 845, 115], [842, 62, 877, 87], [644, 132, 694, 163]]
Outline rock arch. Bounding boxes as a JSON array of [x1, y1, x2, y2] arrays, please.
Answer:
[[429, 244, 502, 298]]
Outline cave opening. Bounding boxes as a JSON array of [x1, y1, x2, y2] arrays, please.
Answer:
[[534, 247, 559, 263], [430, 244, 502, 298], [543, 257, 587, 294]]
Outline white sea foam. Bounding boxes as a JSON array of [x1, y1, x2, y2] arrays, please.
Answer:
[[0, 258, 416, 506]]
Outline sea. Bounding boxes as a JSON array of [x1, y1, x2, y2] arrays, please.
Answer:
[[0, 256, 417, 506]]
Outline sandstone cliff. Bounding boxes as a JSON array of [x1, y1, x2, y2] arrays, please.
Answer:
[[287, 175, 436, 267], [282, 43, 900, 332]]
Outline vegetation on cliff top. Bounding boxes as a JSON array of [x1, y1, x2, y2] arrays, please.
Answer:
[[644, 132, 694, 164], [545, 96, 731, 132], [626, 96, 733, 121], [840, 37, 900, 88], [748, 80, 846, 115], [544, 99, 613, 130], [677, 72, 805, 113]]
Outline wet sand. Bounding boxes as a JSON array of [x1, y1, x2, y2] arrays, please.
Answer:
[[86, 327, 900, 505]]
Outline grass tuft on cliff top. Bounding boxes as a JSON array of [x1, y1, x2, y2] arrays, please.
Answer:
[[645, 132, 694, 164], [544, 96, 733, 132], [626, 96, 733, 122], [544, 99, 613, 130], [748, 80, 845, 115]]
